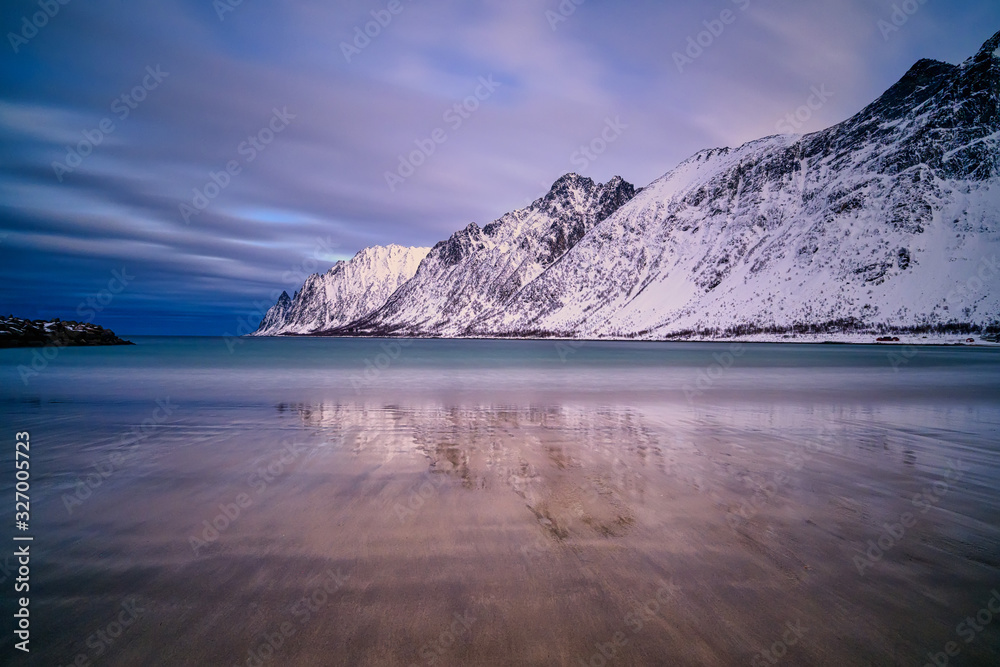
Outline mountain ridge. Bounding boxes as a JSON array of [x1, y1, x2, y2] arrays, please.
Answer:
[[255, 29, 1000, 341]]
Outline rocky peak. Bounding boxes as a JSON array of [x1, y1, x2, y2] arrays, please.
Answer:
[[794, 27, 1000, 182], [863, 58, 956, 121], [432, 223, 483, 267], [545, 172, 592, 196], [534, 173, 634, 215], [595, 175, 638, 221], [973, 28, 1000, 61]]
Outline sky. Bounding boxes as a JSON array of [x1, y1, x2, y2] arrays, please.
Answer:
[[1, 0, 999, 335]]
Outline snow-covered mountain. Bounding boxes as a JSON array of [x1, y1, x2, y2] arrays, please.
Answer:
[[331, 174, 637, 336], [252, 244, 429, 335], [256, 30, 1000, 340], [475, 30, 1000, 338]]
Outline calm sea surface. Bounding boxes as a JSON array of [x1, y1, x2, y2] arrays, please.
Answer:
[[1, 338, 999, 665]]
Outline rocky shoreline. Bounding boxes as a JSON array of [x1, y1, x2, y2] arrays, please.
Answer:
[[0, 315, 133, 348]]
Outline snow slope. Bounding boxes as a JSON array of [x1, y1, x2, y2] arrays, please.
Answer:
[[252, 244, 430, 335]]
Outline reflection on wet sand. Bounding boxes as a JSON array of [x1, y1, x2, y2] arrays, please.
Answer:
[[19, 398, 1000, 666], [287, 402, 669, 544]]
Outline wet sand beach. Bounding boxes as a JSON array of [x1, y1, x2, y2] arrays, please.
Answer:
[[1, 339, 999, 666]]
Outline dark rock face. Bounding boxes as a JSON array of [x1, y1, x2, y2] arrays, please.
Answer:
[[0, 316, 133, 348], [897, 248, 911, 270], [435, 223, 484, 267], [538, 175, 637, 263]]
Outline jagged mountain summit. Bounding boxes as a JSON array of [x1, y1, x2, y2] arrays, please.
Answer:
[[331, 174, 637, 336], [256, 30, 1000, 340], [253, 244, 430, 335]]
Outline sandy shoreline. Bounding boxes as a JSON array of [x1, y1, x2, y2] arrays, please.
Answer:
[[7, 394, 998, 666]]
